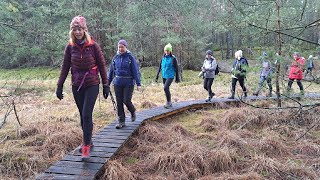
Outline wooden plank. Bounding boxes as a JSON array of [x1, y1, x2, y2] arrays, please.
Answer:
[[53, 160, 103, 170], [62, 155, 106, 164], [96, 131, 134, 137], [36, 173, 91, 180], [88, 146, 119, 153], [45, 165, 97, 176], [100, 128, 136, 133], [99, 129, 135, 136], [92, 134, 129, 140], [71, 151, 114, 158], [109, 121, 142, 126], [92, 137, 126, 144], [103, 125, 137, 130]]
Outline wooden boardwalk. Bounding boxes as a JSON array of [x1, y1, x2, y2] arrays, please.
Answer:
[[36, 93, 320, 179]]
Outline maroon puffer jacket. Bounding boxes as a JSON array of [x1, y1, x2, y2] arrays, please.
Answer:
[[57, 39, 108, 89]]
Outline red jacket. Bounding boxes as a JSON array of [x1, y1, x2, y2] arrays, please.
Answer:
[[57, 39, 108, 89], [288, 56, 305, 80]]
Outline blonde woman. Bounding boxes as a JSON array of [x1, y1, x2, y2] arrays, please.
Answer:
[[56, 15, 109, 158]]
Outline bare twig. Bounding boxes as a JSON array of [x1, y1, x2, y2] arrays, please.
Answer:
[[296, 118, 320, 141], [13, 100, 21, 126]]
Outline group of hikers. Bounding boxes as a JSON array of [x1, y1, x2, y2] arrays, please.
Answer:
[[55, 15, 315, 158]]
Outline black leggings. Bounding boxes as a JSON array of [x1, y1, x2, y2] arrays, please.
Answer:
[[203, 78, 214, 97], [163, 78, 174, 102], [288, 78, 303, 90], [231, 77, 247, 93], [114, 85, 135, 122], [72, 85, 99, 146]]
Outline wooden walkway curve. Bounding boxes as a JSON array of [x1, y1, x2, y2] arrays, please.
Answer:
[[36, 93, 320, 180]]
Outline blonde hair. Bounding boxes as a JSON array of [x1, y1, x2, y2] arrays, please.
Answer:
[[235, 50, 243, 60], [68, 30, 92, 46]]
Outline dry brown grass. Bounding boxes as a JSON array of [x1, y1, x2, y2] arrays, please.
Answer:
[[102, 160, 136, 180], [205, 147, 237, 173], [2, 68, 320, 179], [259, 136, 290, 157], [199, 172, 262, 180], [104, 104, 320, 179]]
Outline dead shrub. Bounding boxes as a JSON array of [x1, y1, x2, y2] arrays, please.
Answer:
[[293, 143, 320, 156], [19, 126, 39, 138], [259, 136, 290, 157], [41, 129, 81, 158], [288, 167, 317, 179], [205, 147, 237, 173], [140, 101, 157, 109], [223, 109, 246, 129], [216, 130, 247, 151], [250, 155, 286, 179], [171, 124, 194, 137], [211, 172, 262, 180], [147, 140, 205, 178], [137, 124, 166, 143], [102, 160, 136, 180]]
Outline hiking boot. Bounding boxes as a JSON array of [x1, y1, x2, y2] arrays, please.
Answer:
[[116, 122, 126, 129], [228, 95, 234, 99], [81, 145, 90, 158], [131, 112, 136, 122], [164, 102, 173, 108], [300, 90, 304, 96], [267, 92, 272, 97], [244, 92, 247, 97], [253, 92, 258, 96]]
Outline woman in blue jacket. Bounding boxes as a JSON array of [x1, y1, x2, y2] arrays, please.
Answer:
[[108, 39, 141, 129], [156, 43, 180, 108]]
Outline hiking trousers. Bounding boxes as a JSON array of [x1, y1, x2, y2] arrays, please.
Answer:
[[72, 85, 99, 146], [114, 85, 135, 122]]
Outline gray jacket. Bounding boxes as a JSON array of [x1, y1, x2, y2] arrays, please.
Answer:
[[201, 58, 217, 79]]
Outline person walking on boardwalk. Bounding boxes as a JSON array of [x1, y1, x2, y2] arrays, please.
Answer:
[[253, 52, 273, 97], [305, 55, 314, 78], [56, 15, 110, 158], [155, 43, 180, 108], [287, 52, 305, 95], [228, 50, 249, 99], [108, 39, 141, 129], [201, 50, 218, 102]]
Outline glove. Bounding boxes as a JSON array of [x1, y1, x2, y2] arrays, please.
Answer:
[[56, 86, 63, 100], [103, 85, 110, 99]]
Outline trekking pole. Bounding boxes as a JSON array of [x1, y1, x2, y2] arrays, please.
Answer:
[[109, 91, 117, 111]]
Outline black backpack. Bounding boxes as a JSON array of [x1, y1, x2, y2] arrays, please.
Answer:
[[215, 64, 220, 75]]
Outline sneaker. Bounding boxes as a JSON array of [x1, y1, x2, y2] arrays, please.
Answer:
[[116, 122, 126, 129], [79, 141, 94, 153], [253, 92, 258, 96], [82, 145, 90, 158], [164, 102, 173, 108], [131, 112, 136, 122], [205, 97, 211, 102], [244, 92, 247, 97]]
